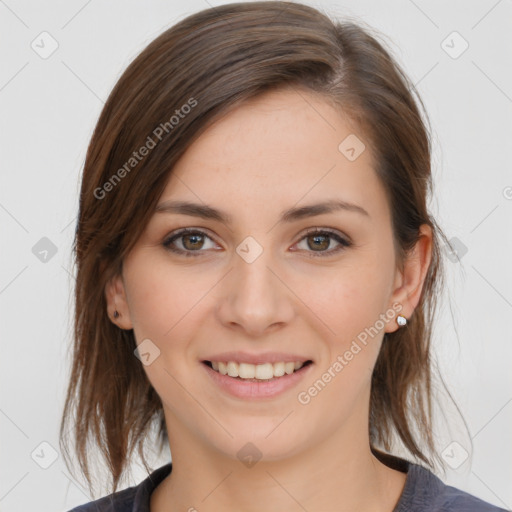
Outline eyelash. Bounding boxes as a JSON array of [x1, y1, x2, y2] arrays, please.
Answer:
[[162, 227, 352, 258]]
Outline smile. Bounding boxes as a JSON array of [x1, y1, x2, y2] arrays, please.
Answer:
[[205, 360, 312, 380], [202, 358, 314, 399]]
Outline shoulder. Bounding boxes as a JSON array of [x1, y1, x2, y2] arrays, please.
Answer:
[[66, 462, 173, 512], [436, 483, 509, 511], [396, 462, 509, 512], [432, 474, 509, 512], [66, 486, 137, 512]]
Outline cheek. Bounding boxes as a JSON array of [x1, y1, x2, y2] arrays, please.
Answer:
[[290, 252, 393, 398], [124, 253, 213, 341], [123, 256, 210, 403], [294, 272, 388, 423], [295, 260, 392, 344]]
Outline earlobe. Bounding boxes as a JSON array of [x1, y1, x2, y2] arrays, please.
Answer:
[[385, 224, 433, 333], [104, 273, 134, 330]]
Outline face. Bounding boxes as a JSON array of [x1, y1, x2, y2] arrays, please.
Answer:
[[106, 88, 430, 464]]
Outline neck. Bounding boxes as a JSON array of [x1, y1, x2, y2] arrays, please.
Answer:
[[151, 416, 407, 512]]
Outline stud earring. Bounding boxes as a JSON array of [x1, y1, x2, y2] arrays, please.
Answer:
[[113, 310, 120, 319], [396, 314, 407, 327]]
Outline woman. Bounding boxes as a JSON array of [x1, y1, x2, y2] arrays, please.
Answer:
[[61, 2, 507, 511]]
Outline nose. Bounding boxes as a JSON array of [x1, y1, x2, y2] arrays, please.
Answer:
[[216, 245, 295, 337]]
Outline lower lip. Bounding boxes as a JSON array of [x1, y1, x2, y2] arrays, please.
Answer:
[[202, 362, 314, 399]]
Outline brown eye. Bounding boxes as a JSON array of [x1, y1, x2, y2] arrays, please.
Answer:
[[295, 229, 352, 257], [306, 233, 330, 251], [182, 232, 205, 250], [163, 229, 218, 257]]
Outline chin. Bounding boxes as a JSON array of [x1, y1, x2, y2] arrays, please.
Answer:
[[203, 419, 311, 464]]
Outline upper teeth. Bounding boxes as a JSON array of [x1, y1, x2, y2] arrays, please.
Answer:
[[211, 361, 305, 379]]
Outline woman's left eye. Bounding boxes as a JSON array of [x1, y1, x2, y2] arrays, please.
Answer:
[[294, 229, 352, 257], [162, 228, 351, 258]]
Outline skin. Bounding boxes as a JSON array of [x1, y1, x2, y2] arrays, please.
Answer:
[[105, 87, 432, 512]]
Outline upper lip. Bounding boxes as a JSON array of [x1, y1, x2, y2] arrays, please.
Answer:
[[202, 351, 313, 365]]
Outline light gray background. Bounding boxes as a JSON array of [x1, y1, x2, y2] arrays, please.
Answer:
[[1, 0, 511, 511]]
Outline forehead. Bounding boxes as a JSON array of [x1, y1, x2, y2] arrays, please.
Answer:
[[158, 88, 388, 226]]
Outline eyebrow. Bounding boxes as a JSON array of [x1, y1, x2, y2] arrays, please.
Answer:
[[155, 199, 370, 224]]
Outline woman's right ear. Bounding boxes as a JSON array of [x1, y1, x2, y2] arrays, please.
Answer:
[[104, 273, 134, 330]]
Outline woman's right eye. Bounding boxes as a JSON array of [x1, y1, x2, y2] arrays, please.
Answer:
[[163, 228, 218, 257]]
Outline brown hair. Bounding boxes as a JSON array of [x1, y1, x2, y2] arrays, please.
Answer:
[[60, 0, 457, 497]]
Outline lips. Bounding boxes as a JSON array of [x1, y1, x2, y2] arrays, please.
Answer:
[[202, 357, 314, 399]]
